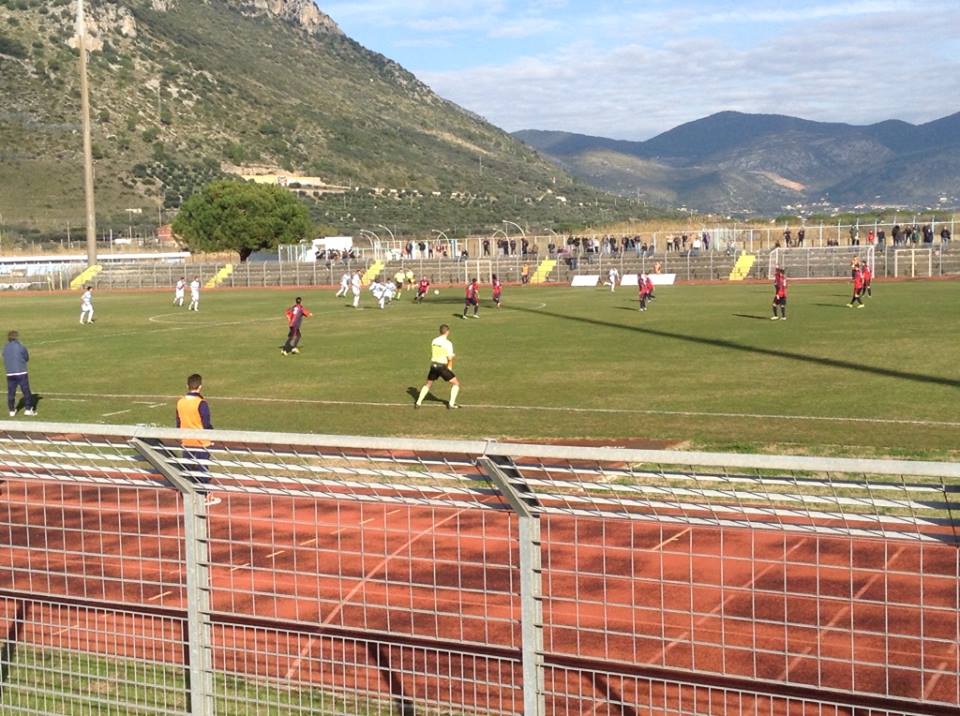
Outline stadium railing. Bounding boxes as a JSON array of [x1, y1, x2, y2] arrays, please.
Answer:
[[0, 422, 957, 715]]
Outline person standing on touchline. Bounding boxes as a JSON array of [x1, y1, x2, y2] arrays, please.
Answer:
[[4, 331, 36, 417]]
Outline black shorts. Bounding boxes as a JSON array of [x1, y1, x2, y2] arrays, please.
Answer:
[[773, 296, 786, 306], [464, 297, 478, 306], [493, 294, 501, 304], [427, 363, 456, 382]]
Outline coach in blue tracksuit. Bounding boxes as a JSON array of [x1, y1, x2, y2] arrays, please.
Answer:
[[3, 331, 36, 417]]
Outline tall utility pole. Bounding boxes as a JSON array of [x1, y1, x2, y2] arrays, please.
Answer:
[[77, 0, 97, 267]]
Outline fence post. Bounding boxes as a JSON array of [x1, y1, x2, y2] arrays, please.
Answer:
[[477, 456, 544, 716], [133, 439, 214, 716]]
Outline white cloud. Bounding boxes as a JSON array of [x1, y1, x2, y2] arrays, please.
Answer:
[[416, 2, 960, 138]]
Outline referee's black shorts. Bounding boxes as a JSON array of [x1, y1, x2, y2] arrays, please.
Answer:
[[427, 362, 456, 382]]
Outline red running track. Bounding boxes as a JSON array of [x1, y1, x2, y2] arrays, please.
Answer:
[[0, 480, 957, 713]]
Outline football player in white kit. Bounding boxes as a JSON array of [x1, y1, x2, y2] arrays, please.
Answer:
[[350, 270, 362, 308], [188, 277, 201, 311], [173, 277, 186, 306], [79, 286, 95, 324], [603, 267, 620, 292], [384, 280, 397, 305], [335, 272, 350, 298], [369, 278, 386, 309]]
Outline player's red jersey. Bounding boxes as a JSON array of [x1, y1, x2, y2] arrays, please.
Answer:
[[775, 275, 787, 298], [465, 282, 479, 300], [644, 277, 654, 293], [418, 279, 430, 293], [492, 279, 502, 296], [285, 304, 311, 327], [862, 265, 872, 282], [853, 269, 863, 290]]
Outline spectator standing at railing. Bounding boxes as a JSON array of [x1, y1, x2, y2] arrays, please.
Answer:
[[797, 228, 805, 247], [892, 225, 902, 246], [941, 227, 951, 246], [175, 373, 218, 503], [923, 225, 934, 245], [4, 331, 35, 417], [876, 228, 885, 247]]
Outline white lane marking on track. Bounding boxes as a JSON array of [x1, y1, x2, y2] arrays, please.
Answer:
[[283, 508, 467, 681], [333, 516, 377, 535], [776, 544, 908, 682], [148, 590, 172, 601], [266, 550, 285, 559], [650, 527, 691, 551], [230, 562, 251, 572], [299, 537, 319, 546], [47, 392, 960, 428], [650, 538, 811, 665]]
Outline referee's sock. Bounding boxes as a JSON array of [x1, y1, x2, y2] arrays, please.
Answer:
[[416, 385, 430, 406], [449, 385, 460, 407]]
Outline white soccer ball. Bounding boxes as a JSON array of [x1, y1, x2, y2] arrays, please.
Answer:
[[433, 289, 440, 295]]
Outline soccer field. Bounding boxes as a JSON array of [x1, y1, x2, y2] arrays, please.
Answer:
[[3, 279, 957, 457]]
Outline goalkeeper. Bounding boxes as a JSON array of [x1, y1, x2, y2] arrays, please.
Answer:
[[414, 324, 461, 410]]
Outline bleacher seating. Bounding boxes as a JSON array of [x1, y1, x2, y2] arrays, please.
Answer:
[[76, 244, 959, 290]]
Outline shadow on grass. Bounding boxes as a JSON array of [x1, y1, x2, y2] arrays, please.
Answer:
[[813, 303, 850, 309], [405, 386, 444, 406], [733, 314, 772, 321], [505, 305, 959, 388]]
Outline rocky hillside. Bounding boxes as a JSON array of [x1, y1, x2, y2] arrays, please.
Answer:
[[516, 111, 960, 214], [0, 0, 637, 237]]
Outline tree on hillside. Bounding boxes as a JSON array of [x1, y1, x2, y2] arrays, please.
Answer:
[[172, 180, 313, 261]]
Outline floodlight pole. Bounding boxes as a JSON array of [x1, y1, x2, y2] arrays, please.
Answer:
[[77, 0, 98, 267]]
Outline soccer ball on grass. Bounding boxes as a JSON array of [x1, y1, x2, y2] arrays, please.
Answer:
[[433, 289, 440, 295]]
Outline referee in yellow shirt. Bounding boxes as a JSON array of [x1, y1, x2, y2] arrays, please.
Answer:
[[415, 324, 461, 409]]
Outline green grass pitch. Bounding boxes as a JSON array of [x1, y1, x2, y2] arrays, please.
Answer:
[[2, 279, 957, 458]]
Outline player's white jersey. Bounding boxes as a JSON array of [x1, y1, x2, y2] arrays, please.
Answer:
[[175, 280, 185, 295], [190, 280, 201, 295], [350, 274, 362, 291], [608, 268, 619, 281], [370, 281, 384, 298], [81, 290, 93, 307], [385, 281, 397, 299], [339, 273, 350, 288]]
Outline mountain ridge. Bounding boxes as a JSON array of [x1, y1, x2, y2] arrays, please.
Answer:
[[515, 111, 960, 212], [0, 0, 644, 237]]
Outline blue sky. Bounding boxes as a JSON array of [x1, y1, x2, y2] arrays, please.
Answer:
[[322, 0, 960, 140]]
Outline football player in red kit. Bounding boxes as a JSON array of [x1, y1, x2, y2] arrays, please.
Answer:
[[462, 278, 480, 319], [861, 263, 872, 297], [491, 275, 503, 309], [638, 273, 651, 311], [771, 267, 787, 320], [414, 277, 431, 303], [848, 261, 864, 308]]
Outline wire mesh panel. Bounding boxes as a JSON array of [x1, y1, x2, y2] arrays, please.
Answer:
[[0, 423, 957, 715]]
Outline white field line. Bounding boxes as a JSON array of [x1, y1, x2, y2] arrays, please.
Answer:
[[46, 391, 960, 428], [100, 409, 132, 418], [32, 300, 548, 348]]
